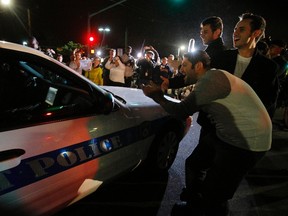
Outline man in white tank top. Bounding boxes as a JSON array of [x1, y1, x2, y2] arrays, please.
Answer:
[[142, 50, 272, 216]]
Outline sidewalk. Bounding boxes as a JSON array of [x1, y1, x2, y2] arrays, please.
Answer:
[[229, 107, 288, 216]]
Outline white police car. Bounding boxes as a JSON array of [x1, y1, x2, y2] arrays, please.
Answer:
[[0, 41, 191, 216]]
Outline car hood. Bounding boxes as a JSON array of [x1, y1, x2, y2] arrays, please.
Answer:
[[101, 86, 179, 120], [102, 86, 180, 105], [102, 86, 157, 105]]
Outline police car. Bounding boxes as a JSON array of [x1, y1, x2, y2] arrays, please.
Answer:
[[0, 41, 191, 216]]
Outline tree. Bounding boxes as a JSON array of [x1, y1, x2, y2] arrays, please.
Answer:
[[57, 41, 85, 63]]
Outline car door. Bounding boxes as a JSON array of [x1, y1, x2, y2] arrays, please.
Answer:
[[0, 49, 140, 216]]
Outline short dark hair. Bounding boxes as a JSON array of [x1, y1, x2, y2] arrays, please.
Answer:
[[201, 16, 223, 33], [239, 13, 266, 42], [184, 50, 211, 68]]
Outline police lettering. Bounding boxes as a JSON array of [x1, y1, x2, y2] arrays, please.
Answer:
[[0, 136, 120, 194]]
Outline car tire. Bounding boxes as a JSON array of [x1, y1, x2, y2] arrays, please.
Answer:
[[144, 124, 182, 174]]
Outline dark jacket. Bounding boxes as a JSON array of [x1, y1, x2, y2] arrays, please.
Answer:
[[136, 58, 157, 85], [211, 48, 279, 118], [153, 64, 173, 85], [205, 37, 227, 60]]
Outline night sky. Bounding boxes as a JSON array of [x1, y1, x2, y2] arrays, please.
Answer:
[[0, 0, 287, 57]]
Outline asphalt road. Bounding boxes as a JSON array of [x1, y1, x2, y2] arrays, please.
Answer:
[[54, 113, 200, 216]]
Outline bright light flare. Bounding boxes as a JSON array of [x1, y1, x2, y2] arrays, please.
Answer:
[[96, 50, 101, 56], [98, 27, 110, 32], [1, 0, 11, 6]]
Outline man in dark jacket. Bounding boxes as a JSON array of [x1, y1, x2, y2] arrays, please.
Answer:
[[211, 13, 279, 119], [200, 16, 227, 60], [166, 16, 226, 89], [136, 51, 157, 85]]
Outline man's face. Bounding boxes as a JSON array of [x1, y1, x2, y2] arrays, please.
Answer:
[[168, 55, 174, 61], [200, 24, 216, 46], [145, 53, 153, 60], [75, 52, 81, 60], [161, 58, 168, 65], [180, 57, 197, 85], [233, 19, 254, 49], [109, 50, 116, 57], [126, 47, 132, 54], [31, 38, 39, 49], [57, 56, 63, 62]]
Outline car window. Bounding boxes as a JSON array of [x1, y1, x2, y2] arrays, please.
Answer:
[[0, 49, 97, 131]]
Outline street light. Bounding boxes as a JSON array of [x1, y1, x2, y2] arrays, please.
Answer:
[[1, 0, 10, 6], [1, 0, 31, 36], [98, 27, 110, 32], [98, 27, 110, 48], [177, 45, 185, 58]]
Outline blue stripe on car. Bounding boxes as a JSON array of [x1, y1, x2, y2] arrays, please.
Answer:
[[0, 117, 169, 195]]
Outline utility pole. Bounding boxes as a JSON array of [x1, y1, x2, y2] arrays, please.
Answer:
[[27, 8, 31, 36], [87, 0, 127, 38], [87, 0, 127, 56]]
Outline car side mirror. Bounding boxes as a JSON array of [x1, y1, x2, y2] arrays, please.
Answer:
[[98, 91, 114, 115]]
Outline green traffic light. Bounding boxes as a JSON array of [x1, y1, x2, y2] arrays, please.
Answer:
[[171, 0, 184, 3]]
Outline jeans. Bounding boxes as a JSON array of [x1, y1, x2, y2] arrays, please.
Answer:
[[185, 127, 266, 214]]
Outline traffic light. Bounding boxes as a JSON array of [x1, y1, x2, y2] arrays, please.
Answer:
[[88, 34, 97, 45], [89, 36, 94, 43], [87, 35, 97, 55], [169, 0, 184, 4], [87, 33, 100, 50]]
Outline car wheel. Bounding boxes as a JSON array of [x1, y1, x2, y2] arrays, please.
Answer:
[[144, 125, 181, 173]]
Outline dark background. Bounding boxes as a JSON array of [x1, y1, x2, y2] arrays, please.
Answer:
[[0, 0, 287, 56]]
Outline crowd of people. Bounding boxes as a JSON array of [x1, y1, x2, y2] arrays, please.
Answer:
[[28, 12, 287, 216], [83, 45, 176, 88], [28, 40, 177, 90]]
